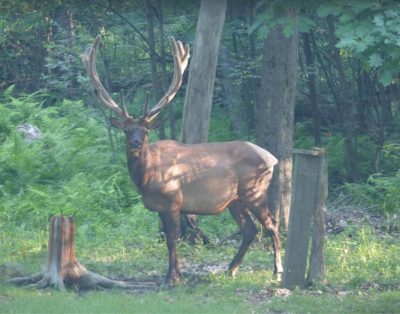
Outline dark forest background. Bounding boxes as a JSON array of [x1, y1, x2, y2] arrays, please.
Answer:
[[1, 0, 399, 228]]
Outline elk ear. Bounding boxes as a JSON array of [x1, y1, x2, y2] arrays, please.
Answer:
[[109, 117, 124, 129]]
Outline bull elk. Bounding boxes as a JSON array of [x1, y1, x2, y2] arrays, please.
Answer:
[[82, 35, 283, 285]]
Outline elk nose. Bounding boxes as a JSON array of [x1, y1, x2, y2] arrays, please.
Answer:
[[131, 139, 142, 149]]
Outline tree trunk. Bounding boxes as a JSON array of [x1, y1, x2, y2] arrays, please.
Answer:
[[220, 45, 246, 136], [327, 15, 358, 182], [256, 12, 298, 229], [156, 0, 177, 140], [146, 0, 166, 139], [179, 0, 227, 243], [302, 32, 321, 146], [8, 216, 156, 291], [180, 0, 227, 143]]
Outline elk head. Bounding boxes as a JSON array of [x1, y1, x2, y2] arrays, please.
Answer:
[[82, 35, 190, 155]]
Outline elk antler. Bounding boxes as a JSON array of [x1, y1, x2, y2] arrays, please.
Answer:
[[82, 35, 189, 122], [82, 35, 131, 119], [145, 37, 190, 122]]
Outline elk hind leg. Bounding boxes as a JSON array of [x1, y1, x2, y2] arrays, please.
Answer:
[[227, 202, 258, 277], [251, 207, 283, 274]]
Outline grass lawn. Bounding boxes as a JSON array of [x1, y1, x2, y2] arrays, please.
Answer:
[[1, 209, 400, 313]]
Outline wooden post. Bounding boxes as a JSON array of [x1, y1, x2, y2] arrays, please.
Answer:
[[307, 150, 327, 285], [282, 148, 327, 289]]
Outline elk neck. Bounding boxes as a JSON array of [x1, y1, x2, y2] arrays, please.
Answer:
[[126, 139, 149, 192]]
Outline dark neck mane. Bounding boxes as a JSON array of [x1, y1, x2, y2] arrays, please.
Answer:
[[127, 147, 148, 193]]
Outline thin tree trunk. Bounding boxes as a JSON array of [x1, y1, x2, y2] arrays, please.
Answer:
[[156, 0, 176, 139], [327, 15, 358, 182], [356, 67, 368, 133], [302, 32, 320, 146], [146, 0, 165, 139], [246, 0, 258, 135], [220, 45, 245, 136], [66, 9, 79, 99]]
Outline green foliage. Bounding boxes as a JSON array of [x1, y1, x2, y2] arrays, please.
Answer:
[[326, 1, 400, 86], [0, 90, 139, 229], [0, 3, 48, 91], [250, 2, 316, 39], [293, 121, 315, 150], [345, 171, 400, 214], [208, 115, 236, 142], [41, 30, 90, 101], [294, 128, 346, 185], [381, 142, 400, 173], [343, 143, 400, 214], [294, 125, 391, 188]]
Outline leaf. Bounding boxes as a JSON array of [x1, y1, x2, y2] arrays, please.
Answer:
[[355, 41, 368, 53], [316, 4, 342, 17], [297, 16, 316, 33], [283, 23, 294, 38], [379, 69, 394, 86], [373, 14, 385, 27], [368, 53, 383, 67], [336, 36, 356, 49]]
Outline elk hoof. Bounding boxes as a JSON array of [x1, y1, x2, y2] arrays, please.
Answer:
[[226, 266, 238, 277], [163, 273, 180, 288], [162, 279, 178, 288], [273, 269, 283, 281]]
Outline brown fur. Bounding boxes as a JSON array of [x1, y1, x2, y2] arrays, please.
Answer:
[[124, 135, 283, 285]]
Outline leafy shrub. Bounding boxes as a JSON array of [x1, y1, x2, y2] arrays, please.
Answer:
[[345, 171, 400, 215], [381, 143, 400, 174], [0, 90, 141, 230], [344, 142, 400, 215]]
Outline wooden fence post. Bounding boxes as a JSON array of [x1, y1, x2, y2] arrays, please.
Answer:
[[282, 148, 327, 289]]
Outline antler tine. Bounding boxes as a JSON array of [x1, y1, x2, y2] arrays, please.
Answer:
[[145, 37, 190, 122], [82, 35, 130, 119], [143, 92, 151, 116], [120, 89, 131, 119]]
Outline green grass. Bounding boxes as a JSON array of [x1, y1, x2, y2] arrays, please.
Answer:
[[264, 290, 400, 313], [1, 217, 400, 313], [0, 284, 253, 314], [1, 274, 400, 314]]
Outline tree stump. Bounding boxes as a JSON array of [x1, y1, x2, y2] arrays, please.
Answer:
[[9, 216, 156, 291]]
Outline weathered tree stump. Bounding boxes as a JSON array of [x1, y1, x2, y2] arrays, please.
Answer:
[[8, 216, 156, 291]]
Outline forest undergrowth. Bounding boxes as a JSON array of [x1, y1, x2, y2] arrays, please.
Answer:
[[1, 91, 399, 313]]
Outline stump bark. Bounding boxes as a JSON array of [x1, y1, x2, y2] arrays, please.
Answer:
[[9, 216, 156, 291]]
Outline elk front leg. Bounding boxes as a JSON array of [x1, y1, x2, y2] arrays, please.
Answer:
[[159, 210, 181, 285]]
